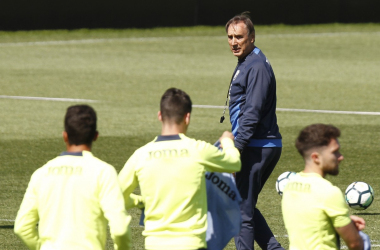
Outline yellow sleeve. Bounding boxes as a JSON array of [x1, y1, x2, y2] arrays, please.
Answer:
[[14, 172, 40, 250], [324, 186, 351, 228], [98, 167, 132, 250], [199, 137, 241, 173], [111, 216, 132, 250], [118, 152, 142, 209]]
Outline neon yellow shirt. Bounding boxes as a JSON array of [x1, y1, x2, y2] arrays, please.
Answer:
[[282, 172, 351, 250], [14, 151, 131, 250], [118, 134, 241, 250]]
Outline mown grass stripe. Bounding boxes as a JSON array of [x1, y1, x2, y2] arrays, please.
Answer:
[[0, 95, 99, 103]]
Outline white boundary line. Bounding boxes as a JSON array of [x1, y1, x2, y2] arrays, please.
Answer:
[[0, 31, 379, 47], [0, 95, 99, 103], [262, 31, 380, 38], [193, 105, 380, 116], [0, 219, 14, 222], [1, 98, 379, 115], [192, 105, 225, 109], [276, 108, 380, 116]]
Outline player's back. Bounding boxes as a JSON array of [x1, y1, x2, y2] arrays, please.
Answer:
[[136, 136, 210, 237], [31, 151, 122, 250], [130, 133, 240, 249]]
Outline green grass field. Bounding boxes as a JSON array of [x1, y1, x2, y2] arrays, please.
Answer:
[[1, 24, 380, 249]]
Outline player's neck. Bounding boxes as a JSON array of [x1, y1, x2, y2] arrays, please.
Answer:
[[303, 164, 325, 178], [161, 123, 187, 136], [66, 144, 92, 153]]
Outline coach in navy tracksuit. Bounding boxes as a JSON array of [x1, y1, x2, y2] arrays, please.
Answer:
[[225, 13, 284, 250]]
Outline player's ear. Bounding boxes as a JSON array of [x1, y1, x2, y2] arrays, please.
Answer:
[[158, 111, 162, 122], [250, 33, 255, 44], [185, 113, 191, 125], [310, 152, 320, 164], [93, 131, 99, 142], [62, 131, 69, 143]]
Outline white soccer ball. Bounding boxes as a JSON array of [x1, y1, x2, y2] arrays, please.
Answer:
[[276, 171, 296, 195], [345, 182, 374, 210]]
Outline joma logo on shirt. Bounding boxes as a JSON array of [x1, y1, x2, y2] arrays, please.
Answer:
[[148, 149, 189, 159], [48, 166, 82, 175], [285, 182, 311, 193], [205, 172, 237, 201]]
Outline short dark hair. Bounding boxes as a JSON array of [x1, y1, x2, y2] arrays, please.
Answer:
[[160, 88, 192, 124], [295, 124, 341, 157], [64, 105, 97, 145], [225, 11, 255, 35]]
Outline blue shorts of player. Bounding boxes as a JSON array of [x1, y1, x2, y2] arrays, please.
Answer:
[[234, 147, 283, 250]]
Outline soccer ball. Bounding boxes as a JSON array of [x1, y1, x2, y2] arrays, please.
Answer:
[[276, 171, 296, 195], [345, 182, 374, 210]]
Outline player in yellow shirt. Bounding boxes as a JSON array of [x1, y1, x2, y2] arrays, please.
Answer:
[[118, 88, 241, 250], [14, 105, 131, 250], [282, 124, 366, 250]]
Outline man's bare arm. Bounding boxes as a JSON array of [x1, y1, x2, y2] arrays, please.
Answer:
[[335, 221, 363, 250]]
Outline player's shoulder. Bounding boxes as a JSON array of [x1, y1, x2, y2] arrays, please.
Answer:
[[32, 164, 49, 179], [81, 151, 112, 167], [325, 182, 344, 196], [321, 183, 347, 211], [316, 176, 337, 190], [310, 176, 343, 199], [36, 155, 63, 172], [291, 173, 335, 192], [30, 155, 67, 180], [131, 138, 159, 155], [121, 138, 162, 166], [179, 134, 214, 150]]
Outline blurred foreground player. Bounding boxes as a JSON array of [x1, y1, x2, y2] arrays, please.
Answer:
[[118, 88, 241, 250], [282, 124, 369, 250], [14, 105, 131, 250]]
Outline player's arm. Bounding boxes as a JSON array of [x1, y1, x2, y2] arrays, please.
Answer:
[[326, 187, 364, 250], [98, 167, 132, 250], [14, 173, 40, 250], [335, 221, 364, 250], [234, 65, 271, 151], [118, 152, 142, 209], [200, 131, 241, 173]]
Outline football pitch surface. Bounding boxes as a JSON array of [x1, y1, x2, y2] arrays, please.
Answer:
[[1, 24, 380, 249]]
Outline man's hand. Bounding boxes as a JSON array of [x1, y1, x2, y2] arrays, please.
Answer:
[[219, 131, 235, 148], [350, 215, 366, 231]]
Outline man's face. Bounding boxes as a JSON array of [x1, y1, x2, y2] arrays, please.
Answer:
[[227, 22, 255, 60], [319, 138, 344, 176]]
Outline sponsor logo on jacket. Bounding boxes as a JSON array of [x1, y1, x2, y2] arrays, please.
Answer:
[[205, 172, 237, 201]]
